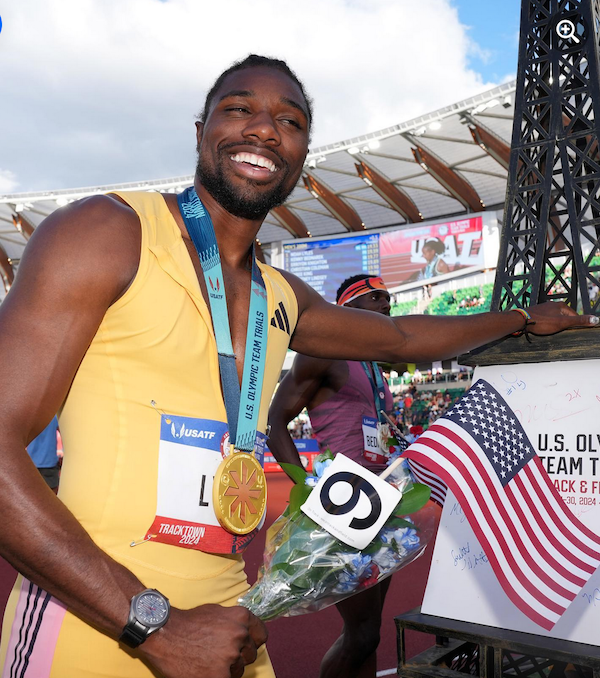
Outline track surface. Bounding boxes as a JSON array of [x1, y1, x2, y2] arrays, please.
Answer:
[[0, 473, 439, 677]]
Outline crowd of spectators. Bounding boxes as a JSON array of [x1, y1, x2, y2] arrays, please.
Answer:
[[397, 367, 471, 385], [392, 386, 465, 433], [286, 410, 313, 439]]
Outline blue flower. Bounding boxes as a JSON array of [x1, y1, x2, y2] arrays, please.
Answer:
[[313, 458, 333, 478], [306, 458, 333, 485], [348, 554, 372, 574], [333, 569, 360, 594], [398, 527, 420, 551], [332, 554, 374, 594], [371, 548, 399, 574]]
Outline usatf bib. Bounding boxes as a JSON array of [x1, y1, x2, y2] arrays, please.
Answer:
[[144, 413, 267, 555]]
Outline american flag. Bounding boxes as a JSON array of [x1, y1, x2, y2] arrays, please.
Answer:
[[403, 379, 600, 630]]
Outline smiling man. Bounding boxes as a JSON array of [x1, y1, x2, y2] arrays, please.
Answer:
[[0, 54, 596, 678]]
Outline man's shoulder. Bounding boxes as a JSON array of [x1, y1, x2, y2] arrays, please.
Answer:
[[273, 267, 324, 310], [18, 193, 142, 298], [32, 193, 140, 250], [61, 193, 137, 223]]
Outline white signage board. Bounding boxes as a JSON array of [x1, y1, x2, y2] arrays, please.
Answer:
[[422, 359, 600, 645], [301, 454, 402, 549]]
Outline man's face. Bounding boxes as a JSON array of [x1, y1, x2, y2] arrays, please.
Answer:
[[196, 66, 310, 220], [349, 289, 391, 316]]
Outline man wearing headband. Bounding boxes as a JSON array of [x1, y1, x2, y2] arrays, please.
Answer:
[[268, 274, 399, 678]]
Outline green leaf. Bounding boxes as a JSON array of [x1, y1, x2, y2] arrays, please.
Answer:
[[394, 483, 430, 515], [386, 516, 415, 531], [289, 482, 313, 514], [387, 436, 399, 447], [314, 448, 334, 463], [270, 562, 296, 577], [280, 463, 308, 485]]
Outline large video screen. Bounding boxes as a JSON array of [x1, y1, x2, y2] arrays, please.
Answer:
[[282, 215, 484, 301], [379, 215, 483, 287], [283, 233, 380, 301]]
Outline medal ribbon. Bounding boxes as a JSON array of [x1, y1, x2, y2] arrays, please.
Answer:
[[361, 361, 388, 423], [177, 187, 268, 452]]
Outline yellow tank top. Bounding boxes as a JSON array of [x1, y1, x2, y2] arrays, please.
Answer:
[[57, 191, 298, 577]]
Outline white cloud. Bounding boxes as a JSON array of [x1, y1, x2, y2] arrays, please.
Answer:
[[0, 0, 498, 192]]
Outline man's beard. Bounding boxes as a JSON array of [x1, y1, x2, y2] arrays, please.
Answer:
[[196, 148, 294, 220]]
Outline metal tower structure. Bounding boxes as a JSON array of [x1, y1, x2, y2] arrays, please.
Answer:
[[493, 0, 600, 314]]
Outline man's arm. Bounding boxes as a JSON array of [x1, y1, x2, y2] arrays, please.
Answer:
[[0, 197, 265, 678], [268, 354, 333, 472], [280, 272, 598, 362]]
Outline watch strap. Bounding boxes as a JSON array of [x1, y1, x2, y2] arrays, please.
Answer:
[[119, 619, 149, 649]]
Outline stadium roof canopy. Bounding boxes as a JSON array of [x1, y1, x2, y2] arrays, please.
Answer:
[[0, 79, 516, 270]]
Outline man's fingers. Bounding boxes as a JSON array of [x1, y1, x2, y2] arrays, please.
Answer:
[[240, 637, 258, 666], [566, 314, 599, 327], [247, 612, 268, 648], [230, 656, 245, 678]]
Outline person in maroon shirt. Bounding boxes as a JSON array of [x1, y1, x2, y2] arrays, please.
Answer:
[[269, 274, 398, 678]]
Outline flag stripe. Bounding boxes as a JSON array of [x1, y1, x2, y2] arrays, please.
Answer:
[[513, 471, 596, 576], [522, 465, 600, 565], [505, 481, 586, 589], [406, 448, 557, 630], [407, 459, 447, 506], [425, 423, 575, 605], [531, 457, 600, 550]]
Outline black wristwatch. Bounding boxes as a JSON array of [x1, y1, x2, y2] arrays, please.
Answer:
[[119, 588, 170, 648]]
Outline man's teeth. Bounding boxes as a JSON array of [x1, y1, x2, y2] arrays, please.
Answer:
[[230, 152, 277, 173]]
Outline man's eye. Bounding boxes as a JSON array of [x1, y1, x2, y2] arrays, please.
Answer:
[[281, 118, 302, 129], [226, 106, 249, 113]]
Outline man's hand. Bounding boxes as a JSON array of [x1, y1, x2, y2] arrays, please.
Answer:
[[141, 604, 267, 678], [526, 301, 600, 335]]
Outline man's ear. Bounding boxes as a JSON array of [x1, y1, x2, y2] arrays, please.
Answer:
[[195, 121, 204, 146]]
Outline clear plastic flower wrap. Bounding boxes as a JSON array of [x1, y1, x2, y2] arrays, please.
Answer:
[[239, 453, 436, 621]]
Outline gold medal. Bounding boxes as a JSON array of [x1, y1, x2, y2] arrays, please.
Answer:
[[213, 451, 267, 535]]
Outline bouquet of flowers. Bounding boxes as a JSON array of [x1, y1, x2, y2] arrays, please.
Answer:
[[239, 450, 436, 621]]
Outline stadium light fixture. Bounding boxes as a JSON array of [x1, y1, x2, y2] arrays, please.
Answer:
[[14, 204, 24, 213], [347, 147, 360, 155], [56, 197, 69, 207], [368, 140, 380, 150], [429, 121, 442, 131]]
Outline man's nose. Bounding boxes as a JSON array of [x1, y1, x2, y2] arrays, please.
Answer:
[[242, 111, 280, 144]]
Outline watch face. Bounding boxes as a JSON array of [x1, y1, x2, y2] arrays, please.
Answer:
[[135, 592, 169, 626]]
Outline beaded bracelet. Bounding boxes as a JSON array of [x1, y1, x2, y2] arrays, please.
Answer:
[[510, 307, 535, 342]]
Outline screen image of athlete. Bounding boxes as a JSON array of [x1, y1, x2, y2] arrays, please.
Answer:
[[0, 54, 597, 678], [269, 274, 400, 678]]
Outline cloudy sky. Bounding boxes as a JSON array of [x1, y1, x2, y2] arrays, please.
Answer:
[[0, 0, 520, 195]]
